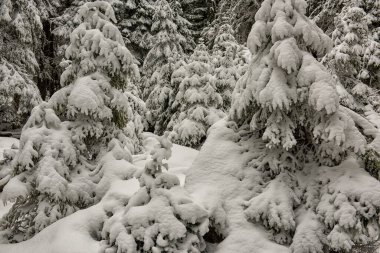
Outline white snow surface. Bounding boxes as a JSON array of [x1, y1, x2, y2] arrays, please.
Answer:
[[0, 125, 289, 253], [0, 133, 198, 253]]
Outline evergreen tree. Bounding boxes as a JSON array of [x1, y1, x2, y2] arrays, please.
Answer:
[[324, 3, 380, 110], [202, 15, 232, 49], [169, 42, 224, 148], [213, 46, 240, 111], [115, 0, 155, 62], [229, 0, 380, 251], [100, 134, 209, 252], [0, 60, 41, 129], [179, 0, 217, 39], [143, 0, 186, 134], [201, 0, 261, 47], [143, 0, 185, 77], [0, 1, 141, 242], [307, 0, 346, 34], [145, 55, 181, 135], [212, 23, 239, 55], [0, 0, 46, 128], [234, 44, 251, 76], [169, 0, 196, 53], [211, 24, 241, 111]]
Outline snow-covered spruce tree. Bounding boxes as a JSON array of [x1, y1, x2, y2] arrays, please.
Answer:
[[0, 0, 44, 128], [100, 134, 209, 252], [209, 24, 240, 111], [307, 0, 346, 34], [201, 0, 261, 47], [213, 46, 240, 111], [0, 1, 141, 242], [115, 0, 155, 62], [234, 44, 251, 76], [143, 0, 185, 77], [202, 15, 232, 50], [213, 23, 238, 56], [145, 55, 182, 135], [168, 0, 196, 54], [143, 0, 186, 134], [210, 24, 240, 111], [229, 0, 380, 251], [58, 0, 143, 153], [52, 0, 90, 66], [168, 42, 224, 148], [178, 0, 216, 39], [322, 2, 380, 181], [0, 60, 42, 129], [324, 4, 380, 110]]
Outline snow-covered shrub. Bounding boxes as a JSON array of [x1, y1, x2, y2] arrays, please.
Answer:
[[299, 158, 380, 252], [0, 143, 18, 192], [168, 41, 225, 148], [0, 1, 142, 242], [90, 138, 136, 199], [228, 0, 380, 251], [0, 104, 95, 242], [100, 134, 209, 252]]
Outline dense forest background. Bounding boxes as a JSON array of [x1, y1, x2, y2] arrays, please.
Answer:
[[2, 0, 369, 129]]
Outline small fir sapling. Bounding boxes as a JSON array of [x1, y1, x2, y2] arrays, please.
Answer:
[[99, 134, 209, 252]]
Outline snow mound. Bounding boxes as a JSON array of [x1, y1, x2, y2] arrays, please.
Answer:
[[0, 138, 18, 160], [185, 120, 290, 253]]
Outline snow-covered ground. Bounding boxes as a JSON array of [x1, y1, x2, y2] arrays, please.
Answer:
[[2, 127, 379, 253], [0, 134, 199, 253], [0, 128, 290, 253]]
